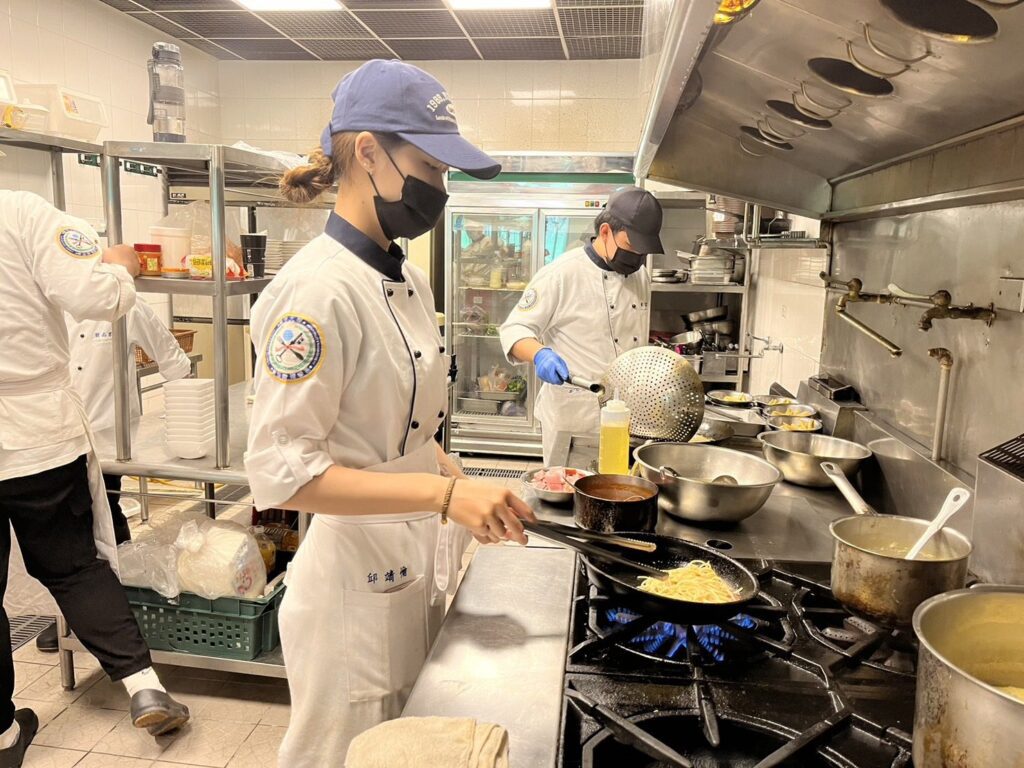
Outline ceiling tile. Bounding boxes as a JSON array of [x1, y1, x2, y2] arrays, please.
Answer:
[[298, 38, 396, 60], [96, 0, 146, 11], [216, 38, 315, 59], [180, 37, 242, 59], [559, 7, 642, 37], [566, 36, 640, 59], [355, 9, 464, 38], [456, 9, 559, 38], [385, 38, 478, 60], [255, 10, 371, 38], [156, 11, 282, 38], [132, 0, 239, 9], [344, 0, 447, 7], [475, 38, 565, 60], [125, 11, 196, 38]]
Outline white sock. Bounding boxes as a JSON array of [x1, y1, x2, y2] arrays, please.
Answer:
[[0, 720, 19, 750], [122, 667, 166, 698]]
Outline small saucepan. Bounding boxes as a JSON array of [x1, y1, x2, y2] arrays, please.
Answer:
[[573, 474, 659, 533], [822, 461, 971, 627]]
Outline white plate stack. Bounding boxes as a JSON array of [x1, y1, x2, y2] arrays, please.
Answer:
[[164, 379, 216, 459]]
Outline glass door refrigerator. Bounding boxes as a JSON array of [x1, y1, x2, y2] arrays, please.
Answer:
[[443, 153, 634, 457]]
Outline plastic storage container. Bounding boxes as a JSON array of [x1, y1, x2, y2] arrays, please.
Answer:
[[135, 243, 162, 276], [0, 71, 49, 133], [15, 84, 108, 142], [149, 225, 190, 278], [124, 581, 286, 661], [148, 42, 186, 143], [598, 398, 631, 475]]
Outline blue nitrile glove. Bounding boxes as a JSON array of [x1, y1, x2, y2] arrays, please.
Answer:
[[534, 347, 570, 385]]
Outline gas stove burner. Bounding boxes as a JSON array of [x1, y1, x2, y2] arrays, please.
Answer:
[[794, 583, 918, 676], [581, 711, 845, 768], [592, 588, 793, 667]]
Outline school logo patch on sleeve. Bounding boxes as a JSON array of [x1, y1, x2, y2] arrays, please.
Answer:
[[56, 227, 99, 259], [518, 288, 538, 311], [265, 314, 324, 383]]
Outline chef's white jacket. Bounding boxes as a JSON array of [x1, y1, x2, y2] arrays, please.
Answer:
[[68, 302, 192, 433], [0, 190, 135, 482], [499, 244, 650, 462]]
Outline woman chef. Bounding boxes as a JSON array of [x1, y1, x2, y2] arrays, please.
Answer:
[[244, 60, 536, 767]]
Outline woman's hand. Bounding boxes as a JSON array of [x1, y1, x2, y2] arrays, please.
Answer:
[[445, 479, 537, 545]]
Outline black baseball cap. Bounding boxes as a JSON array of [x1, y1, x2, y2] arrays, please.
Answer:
[[605, 187, 664, 254]]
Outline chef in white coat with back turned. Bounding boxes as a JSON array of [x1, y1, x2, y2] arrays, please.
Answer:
[[244, 60, 536, 767], [500, 188, 662, 464], [69, 302, 192, 543], [0, 191, 190, 766]]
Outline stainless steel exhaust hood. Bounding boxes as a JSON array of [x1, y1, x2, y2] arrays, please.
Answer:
[[637, 0, 1024, 219]]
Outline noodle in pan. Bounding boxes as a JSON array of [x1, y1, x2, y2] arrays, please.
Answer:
[[638, 560, 739, 604]]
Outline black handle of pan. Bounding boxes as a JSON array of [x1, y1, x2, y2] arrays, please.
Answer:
[[566, 689, 694, 768]]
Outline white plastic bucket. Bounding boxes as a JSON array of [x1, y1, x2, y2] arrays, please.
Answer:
[[149, 225, 190, 277]]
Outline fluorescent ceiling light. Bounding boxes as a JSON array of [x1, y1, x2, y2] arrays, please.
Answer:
[[237, 0, 343, 10], [449, 0, 552, 10]]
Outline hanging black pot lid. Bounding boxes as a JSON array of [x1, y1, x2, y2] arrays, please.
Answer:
[[881, 0, 998, 44], [740, 125, 794, 151], [808, 57, 895, 97], [766, 99, 833, 130]]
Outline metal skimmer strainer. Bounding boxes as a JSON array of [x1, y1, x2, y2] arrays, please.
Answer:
[[598, 346, 705, 441]]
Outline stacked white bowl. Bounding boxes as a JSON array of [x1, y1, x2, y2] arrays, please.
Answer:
[[163, 379, 216, 459]]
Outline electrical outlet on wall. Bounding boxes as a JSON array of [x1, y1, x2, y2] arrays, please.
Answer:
[[996, 277, 1024, 312]]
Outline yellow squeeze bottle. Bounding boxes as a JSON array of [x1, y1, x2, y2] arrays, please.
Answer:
[[598, 396, 631, 475]]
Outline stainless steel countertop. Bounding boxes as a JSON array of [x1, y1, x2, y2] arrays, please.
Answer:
[[402, 546, 576, 768], [547, 431, 853, 562]]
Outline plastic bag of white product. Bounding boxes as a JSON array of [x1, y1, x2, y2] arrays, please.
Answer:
[[117, 540, 180, 599], [174, 518, 267, 599]]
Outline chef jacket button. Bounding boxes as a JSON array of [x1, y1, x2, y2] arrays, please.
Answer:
[[411, 421, 420, 430], [614, 338, 619, 344], [414, 350, 422, 359], [387, 288, 395, 297], [633, 336, 639, 342], [438, 410, 445, 419], [439, 346, 446, 354], [276, 434, 288, 445], [610, 304, 615, 310], [603, 275, 608, 281], [408, 289, 415, 297], [632, 304, 637, 309], [77, 366, 82, 371], [80, 334, 85, 338]]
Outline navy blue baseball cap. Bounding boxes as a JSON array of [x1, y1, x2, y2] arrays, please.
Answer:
[[320, 59, 501, 180]]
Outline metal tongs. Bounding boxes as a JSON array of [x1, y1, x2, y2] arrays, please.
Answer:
[[521, 520, 668, 581]]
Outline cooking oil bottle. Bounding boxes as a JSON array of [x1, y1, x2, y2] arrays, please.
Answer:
[[598, 395, 631, 475]]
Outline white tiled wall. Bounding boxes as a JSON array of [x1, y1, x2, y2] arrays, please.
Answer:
[[218, 59, 644, 155], [0, 0, 222, 410], [747, 248, 830, 395]]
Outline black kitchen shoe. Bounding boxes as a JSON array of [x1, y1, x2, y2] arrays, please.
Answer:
[[34, 623, 57, 653], [0, 709, 39, 768], [130, 689, 190, 736]]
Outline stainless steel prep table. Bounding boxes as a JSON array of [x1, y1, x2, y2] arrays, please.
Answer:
[[402, 546, 576, 768]]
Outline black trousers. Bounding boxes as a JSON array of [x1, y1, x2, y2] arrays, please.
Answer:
[[0, 455, 151, 731], [103, 473, 132, 546]]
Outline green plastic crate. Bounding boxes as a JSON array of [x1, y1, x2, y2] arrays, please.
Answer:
[[124, 582, 286, 661]]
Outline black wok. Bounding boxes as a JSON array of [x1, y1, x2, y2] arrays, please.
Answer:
[[580, 531, 760, 625]]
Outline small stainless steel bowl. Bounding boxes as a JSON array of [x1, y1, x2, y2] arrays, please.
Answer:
[[764, 403, 818, 419], [753, 394, 795, 409], [767, 415, 823, 433], [707, 389, 755, 408], [520, 467, 592, 506], [758, 431, 872, 487]]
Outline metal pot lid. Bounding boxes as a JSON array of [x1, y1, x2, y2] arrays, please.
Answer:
[[808, 58, 895, 98], [766, 99, 833, 130], [739, 125, 794, 151], [881, 0, 999, 44]]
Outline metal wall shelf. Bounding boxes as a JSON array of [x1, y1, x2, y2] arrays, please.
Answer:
[[134, 276, 273, 296], [652, 282, 745, 294], [0, 127, 101, 154]]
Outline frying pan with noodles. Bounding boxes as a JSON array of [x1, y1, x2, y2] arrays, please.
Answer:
[[581, 532, 760, 624]]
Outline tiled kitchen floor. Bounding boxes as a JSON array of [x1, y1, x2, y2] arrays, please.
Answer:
[[11, 456, 541, 768]]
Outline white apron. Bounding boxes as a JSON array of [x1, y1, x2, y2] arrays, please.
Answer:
[[277, 439, 469, 768], [1, 370, 118, 617]]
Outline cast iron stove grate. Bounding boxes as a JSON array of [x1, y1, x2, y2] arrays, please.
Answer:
[[979, 432, 1024, 481]]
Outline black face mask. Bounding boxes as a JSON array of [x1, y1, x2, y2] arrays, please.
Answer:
[[609, 241, 645, 276], [369, 149, 449, 241]]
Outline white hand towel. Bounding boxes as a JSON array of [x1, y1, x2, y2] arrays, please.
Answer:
[[345, 716, 509, 768]]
